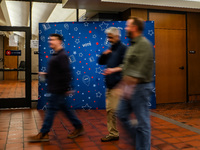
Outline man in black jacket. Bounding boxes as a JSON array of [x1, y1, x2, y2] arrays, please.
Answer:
[[99, 27, 127, 142], [28, 34, 84, 142]]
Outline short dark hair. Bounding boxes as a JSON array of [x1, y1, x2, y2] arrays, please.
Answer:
[[49, 34, 63, 41], [129, 16, 144, 32]]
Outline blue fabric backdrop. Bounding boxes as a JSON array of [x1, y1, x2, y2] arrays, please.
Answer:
[[38, 21, 156, 110]]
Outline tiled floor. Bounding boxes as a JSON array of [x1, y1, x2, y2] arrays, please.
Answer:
[[0, 80, 38, 100], [1, 109, 200, 150], [152, 101, 200, 130]]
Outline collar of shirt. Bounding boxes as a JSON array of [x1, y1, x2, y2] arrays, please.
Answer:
[[53, 48, 64, 55], [111, 40, 121, 51], [131, 35, 143, 45]]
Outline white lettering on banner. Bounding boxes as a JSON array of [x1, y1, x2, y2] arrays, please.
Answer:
[[82, 41, 92, 47]]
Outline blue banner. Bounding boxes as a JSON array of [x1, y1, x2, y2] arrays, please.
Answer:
[[38, 21, 156, 110]]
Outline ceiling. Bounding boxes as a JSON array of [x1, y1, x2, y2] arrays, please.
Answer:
[[1, 0, 200, 38], [63, 0, 200, 12], [0, 0, 86, 37]]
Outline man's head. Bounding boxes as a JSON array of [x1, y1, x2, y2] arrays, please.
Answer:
[[125, 16, 144, 39], [48, 34, 63, 51], [105, 27, 120, 45]]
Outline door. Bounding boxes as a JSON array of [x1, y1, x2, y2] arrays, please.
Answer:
[[155, 29, 186, 103], [3, 36, 18, 80], [149, 12, 187, 103], [0, 26, 31, 108]]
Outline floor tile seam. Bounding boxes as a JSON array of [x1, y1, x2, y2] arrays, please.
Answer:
[[150, 112, 200, 135]]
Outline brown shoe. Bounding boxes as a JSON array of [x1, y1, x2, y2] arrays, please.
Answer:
[[67, 126, 84, 139], [101, 135, 119, 142], [28, 132, 49, 142]]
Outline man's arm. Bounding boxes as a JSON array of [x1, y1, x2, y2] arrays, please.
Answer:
[[98, 49, 112, 65], [102, 67, 122, 75]]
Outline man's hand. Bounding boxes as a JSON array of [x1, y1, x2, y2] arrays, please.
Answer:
[[39, 72, 47, 75], [103, 49, 112, 55], [102, 67, 122, 75], [120, 76, 138, 100], [65, 90, 75, 96]]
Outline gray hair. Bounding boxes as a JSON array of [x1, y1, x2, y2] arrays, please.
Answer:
[[105, 27, 121, 36]]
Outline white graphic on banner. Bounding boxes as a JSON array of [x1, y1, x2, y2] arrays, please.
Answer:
[[84, 22, 89, 26], [82, 41, 92, 47], [148, 102, 152, 107], [79, 53, 83, 57], [99, 22, 109, 31], [69, 94, 73, 98], [73, 51, 77, 55], [95, 67, 103, 74], [96, 92, 102, 98], [148, 30, 154, 36], [64, 23, 69, 30], [89, 57, 95, 62], [74, 27, 78, 31], [41, 67, 46, 72], [55, 30, 63, 35], [42, 105, 48, 110], [75, 39, 80, 44], [42, 23, 51, 31], [69, 55, 76, 64], [92, 34, 97, 38], [82, 75, 90, 86], [82, 103, 92, 110], [62, 43, 65, 48], [41, 36, 45, 42], [50, 49, 54, 54], [76, 70, 81, 75], [39, 30, 42, 34]]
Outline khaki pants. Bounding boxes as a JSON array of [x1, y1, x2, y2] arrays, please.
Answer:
[[106, 88, 121, 137]]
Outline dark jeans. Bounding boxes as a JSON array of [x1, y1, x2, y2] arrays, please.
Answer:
[[117, 83, 152, 150], [40, 93, 82, 134]]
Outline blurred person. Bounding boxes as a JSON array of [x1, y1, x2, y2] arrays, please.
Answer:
[[104, 17, 154, 150], [28, 34, 84, 142], [98, 27, 127, 142]]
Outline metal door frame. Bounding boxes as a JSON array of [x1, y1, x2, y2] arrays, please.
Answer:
[[0, 26, 31, 108]]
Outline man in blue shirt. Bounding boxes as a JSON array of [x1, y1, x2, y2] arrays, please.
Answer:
[[99, 27, 127, 142]]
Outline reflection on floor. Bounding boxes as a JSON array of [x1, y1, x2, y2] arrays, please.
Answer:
[[32, 80, 38, 100], [0, 80, 38, 100]]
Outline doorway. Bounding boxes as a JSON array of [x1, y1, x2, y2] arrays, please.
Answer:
[[0, 26, 31, 108]]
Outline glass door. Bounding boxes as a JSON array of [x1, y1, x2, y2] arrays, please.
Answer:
[[0, 27, 31, 108]]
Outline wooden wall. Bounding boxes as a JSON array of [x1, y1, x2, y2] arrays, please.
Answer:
[[122, 9, 200, 103], [187, 12, 200, 101]]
